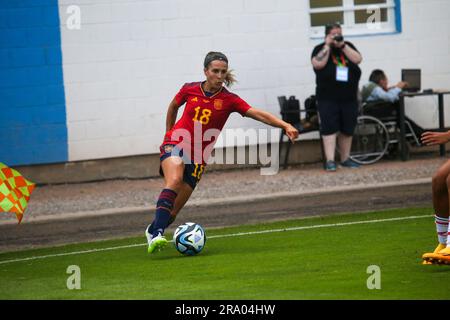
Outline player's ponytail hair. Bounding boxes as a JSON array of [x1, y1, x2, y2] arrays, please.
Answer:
[[204, 51, 237, 87], [224, 69, 237, 87]]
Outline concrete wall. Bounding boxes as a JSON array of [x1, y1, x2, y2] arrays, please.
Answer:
[[58, 0, 450, 163], [0, 0, 68, 166], [356, 0, 450, 129], [1, 0, 450, 170]]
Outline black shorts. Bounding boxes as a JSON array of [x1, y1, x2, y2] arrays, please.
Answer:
[[317, 100, 359, 136], [159, 144, 205, 190]]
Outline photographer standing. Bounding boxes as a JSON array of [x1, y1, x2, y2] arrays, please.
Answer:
[[311, 23, 362, 171]]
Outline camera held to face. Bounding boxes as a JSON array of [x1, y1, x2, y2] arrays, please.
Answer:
[[333, 35, 344, 42]]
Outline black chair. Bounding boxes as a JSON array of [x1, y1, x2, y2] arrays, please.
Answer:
[[278, 95, 324, 169]]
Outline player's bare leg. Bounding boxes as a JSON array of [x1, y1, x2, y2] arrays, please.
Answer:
[[431, 161, 450, 221], [161, 156, 186, 193], [422, 160, 450, 264]]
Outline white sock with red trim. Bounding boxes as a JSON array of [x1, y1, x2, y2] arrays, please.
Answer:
[[446, 217, 450, 247], [435, 215, 449, 245]]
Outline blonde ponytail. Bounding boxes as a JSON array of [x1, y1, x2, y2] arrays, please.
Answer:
[[225, 69, 237, 87]]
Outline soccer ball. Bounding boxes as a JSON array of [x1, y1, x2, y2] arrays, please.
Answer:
[[173, 222, 206, 255]]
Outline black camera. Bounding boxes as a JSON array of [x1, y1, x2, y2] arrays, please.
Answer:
[[333, 35, 344, 42]]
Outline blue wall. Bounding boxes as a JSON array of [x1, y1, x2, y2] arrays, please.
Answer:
[[0, 0, 68, 166]]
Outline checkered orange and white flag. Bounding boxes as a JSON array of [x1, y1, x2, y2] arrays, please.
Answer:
[[0, 162, 35, 224]]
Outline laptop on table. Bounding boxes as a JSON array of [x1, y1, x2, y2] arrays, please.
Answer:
[[401, 69, 421, 93]]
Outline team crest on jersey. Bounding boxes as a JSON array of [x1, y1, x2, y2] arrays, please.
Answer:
[[214, 99, 223, 110], [191, 97, 198, 102]]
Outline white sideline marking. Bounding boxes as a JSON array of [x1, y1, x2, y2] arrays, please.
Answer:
[[0, 214, 432, 265]]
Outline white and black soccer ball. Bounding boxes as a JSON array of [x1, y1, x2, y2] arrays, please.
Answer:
[[173, 222, 206, 255]]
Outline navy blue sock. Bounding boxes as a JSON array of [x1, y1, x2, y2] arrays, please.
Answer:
[[167, 215, 176, 227], [147, 222, 154, 234], [151, 189, 177, 238], [149, 214, 175, 234]]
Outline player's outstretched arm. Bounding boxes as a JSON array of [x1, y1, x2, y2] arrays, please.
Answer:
[[421, 130, 450, 146], [245, 108, 299, 142]]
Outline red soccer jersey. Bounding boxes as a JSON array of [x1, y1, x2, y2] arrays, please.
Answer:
[[162, 82, 252, 164]]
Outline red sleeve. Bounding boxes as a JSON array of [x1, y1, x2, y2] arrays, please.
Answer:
[[233, 95, 252, 116], [173, 83, 188, 106]]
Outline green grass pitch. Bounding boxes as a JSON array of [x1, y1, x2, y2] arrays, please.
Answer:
[[1, 207, 449, 300]]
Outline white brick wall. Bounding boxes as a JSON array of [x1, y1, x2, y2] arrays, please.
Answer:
[[59, 0, 450, 161]]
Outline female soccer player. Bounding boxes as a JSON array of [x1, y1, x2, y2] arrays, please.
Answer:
[[145, 52, 299, 253], [421, 130, 450, 264]]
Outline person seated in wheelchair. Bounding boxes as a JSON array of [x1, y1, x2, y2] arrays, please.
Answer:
[[361, 69, 424, 141]]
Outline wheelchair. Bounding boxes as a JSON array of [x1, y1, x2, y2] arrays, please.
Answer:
[[348, 101, 422, 165]]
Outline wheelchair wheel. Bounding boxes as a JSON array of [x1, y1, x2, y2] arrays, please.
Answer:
[[349, 115, 390, 165]]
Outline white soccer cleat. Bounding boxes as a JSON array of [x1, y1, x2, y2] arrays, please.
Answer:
[[145, 225, 153, 246]]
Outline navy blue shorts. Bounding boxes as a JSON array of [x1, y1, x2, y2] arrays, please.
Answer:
[[159, 144, 205, 190], [317, 100, 359, 136]]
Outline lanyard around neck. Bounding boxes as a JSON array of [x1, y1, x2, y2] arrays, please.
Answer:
[[331, 52, 347, 67]]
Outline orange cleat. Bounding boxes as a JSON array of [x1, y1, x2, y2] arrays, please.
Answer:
[[422, 244, 450, 265]]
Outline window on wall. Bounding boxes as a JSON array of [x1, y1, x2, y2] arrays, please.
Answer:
[[309, 0, 401, 38]]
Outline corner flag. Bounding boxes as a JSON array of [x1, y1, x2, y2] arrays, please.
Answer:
[[0, 162, 35, 223]]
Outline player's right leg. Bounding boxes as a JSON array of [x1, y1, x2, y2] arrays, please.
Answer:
[[165, 163, 204, 228], [422, 160, 450, 264], [165, 182, 194, 228]]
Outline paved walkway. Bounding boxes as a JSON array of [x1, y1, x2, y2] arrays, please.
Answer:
[[0, 155, 445, 225]]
